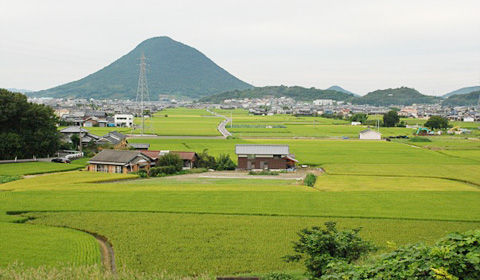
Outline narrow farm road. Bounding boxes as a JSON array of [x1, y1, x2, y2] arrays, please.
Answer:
[[207, 109, 232, 138], [83, 230, 116, 275]]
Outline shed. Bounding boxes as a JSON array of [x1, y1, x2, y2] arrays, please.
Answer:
[[235, 144, 297, 171], [359, 129, 382, 140]]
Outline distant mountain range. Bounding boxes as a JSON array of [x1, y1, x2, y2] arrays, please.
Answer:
[[29, 37, 251, 100], [200, 86, 442, 106], [7, 88, 33, 94], [198, 86, 356, 103], [442, 86, 480, 98], [442, 90, 480, 107]]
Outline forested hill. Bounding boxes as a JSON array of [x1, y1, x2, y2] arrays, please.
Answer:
[[352, 87, 441, 106], [29, 37, 251, 100], [442, 90, 480, 107], [442, 86, 480, 98], [198, 86, 356, 103]]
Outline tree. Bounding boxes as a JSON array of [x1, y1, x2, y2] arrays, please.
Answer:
[[349, 113, 368, 124], [284, 222, 376, 279], [383, 110, 400, 127], [158, 153, 183, 172], [70, 134, 80, 150], [0, 89, 60, 159], [215, 154, 236, 171], [424, 115, 449, 129], [197, 149, 216, 169]]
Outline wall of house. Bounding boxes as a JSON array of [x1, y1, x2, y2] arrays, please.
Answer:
[[237, 157, 287, 170]]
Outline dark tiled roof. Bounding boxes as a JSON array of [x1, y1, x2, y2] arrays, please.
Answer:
[[89, 150, 145, 164]]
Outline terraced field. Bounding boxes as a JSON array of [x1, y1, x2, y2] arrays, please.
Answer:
[[0, 136, 479, 275]]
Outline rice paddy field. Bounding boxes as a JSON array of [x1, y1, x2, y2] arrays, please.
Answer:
[[0, 134, 479, 276], [59, 107, 480, 138]]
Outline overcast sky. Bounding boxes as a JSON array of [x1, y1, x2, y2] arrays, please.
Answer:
[[1, 0, 479, 96]]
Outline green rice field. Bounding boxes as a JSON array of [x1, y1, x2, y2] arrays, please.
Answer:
[[0, 134, 479, 275]]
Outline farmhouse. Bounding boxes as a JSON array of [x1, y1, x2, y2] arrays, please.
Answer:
[[359, 129, 382, 140], [88, 149, 152, 174], [235, 144, 297, 171]]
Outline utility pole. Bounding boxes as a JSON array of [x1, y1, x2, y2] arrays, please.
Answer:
[[134, 53, 152, 135]]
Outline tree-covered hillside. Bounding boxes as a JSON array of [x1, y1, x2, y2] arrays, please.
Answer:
[[442, 86, 480, 98], [442, 90, 480, 107], [352, 87, 440, 106], [198, 86, 356, 103], [30, 37, 251, 100]]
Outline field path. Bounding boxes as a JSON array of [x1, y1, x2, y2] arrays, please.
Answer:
[[207, 109, 232, 137]]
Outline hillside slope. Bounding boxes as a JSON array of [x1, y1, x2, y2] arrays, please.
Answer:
[[443, 86, 480, 98], [198, 86, 356, 103], [30, 37, 251, 100], [442, 90, 480, 107], [352, 87, 441, 106]]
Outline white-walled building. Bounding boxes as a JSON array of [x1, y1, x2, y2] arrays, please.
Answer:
[[114, 114, 134, 127], [359, 129, 382, 140], [313, 99, 334, 106]]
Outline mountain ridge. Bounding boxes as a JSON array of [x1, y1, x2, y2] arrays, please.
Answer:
[[29, 37, 251, 100], [442, 86, 480, 98]]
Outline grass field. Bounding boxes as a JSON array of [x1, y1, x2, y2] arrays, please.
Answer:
[[0, 133, 479, 275], [0, 162, 85, 176]]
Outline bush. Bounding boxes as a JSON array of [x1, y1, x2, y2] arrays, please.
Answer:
[[304, 173, 317, 187], [197, 150, 216, 169], [285, 222, 376, 279], [263, 272, 294, 280], [132, 170, 147, 178], [158, 153, 183, 172], [409, 137, 432, 142], [322, 230, 480, 280], [148, 165, 177, 177], [215, 154, 236, 171]]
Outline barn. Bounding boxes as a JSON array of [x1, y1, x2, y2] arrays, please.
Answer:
[[235, 144, 297, 171]]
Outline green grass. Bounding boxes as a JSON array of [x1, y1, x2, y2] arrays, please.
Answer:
[[0, 176, 20, 184], [0, 162, 85, 176]]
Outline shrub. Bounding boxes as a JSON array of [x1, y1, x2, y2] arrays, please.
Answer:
[[158, 153, 183, 172], [284, 222, 377, 279], [304, 173, 317, 187], [409, 137, 432, 142], [215, 154, 236, 171], [132, 170, 147, 178], [322, 230, 480, 280], [197, 150, 216, 169], [263, 272, 294, 280], [148, 165, 177, 177]]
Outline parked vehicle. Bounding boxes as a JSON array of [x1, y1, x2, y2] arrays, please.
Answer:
[[51, 158, 71, 164]]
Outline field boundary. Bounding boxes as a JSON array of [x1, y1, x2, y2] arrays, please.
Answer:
[[8, 210, 480, 224], [322, 173, 480, 188]]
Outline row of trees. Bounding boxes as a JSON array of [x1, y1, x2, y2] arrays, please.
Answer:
[[349, 110, 450, 129]]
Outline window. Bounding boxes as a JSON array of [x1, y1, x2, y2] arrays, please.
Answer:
[[115, 166, 122, 173], [247, 154, 255, 159]]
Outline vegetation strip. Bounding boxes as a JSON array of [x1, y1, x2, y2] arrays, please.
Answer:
[[323, 173, 480, 188], [8, 210, 480, 224]]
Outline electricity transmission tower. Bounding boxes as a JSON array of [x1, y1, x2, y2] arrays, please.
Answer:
[[134, 53, 152, 135]]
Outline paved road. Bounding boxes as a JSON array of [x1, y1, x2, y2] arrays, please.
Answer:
[[207, 109, 232, 138]]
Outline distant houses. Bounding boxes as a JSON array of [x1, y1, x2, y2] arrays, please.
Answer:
[[235, 144, 297, 171], [359, 129, 382, 140], [59, 126, 128, 147]]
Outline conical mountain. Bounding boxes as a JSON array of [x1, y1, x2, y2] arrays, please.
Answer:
[[31, 37, 251, 100]]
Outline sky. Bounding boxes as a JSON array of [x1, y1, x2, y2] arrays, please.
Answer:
[[1, 0, 479, 96]]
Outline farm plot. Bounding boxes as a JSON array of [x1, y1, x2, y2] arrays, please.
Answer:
[[0, 161, 85, 176], [29, 211, 480, 274]]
